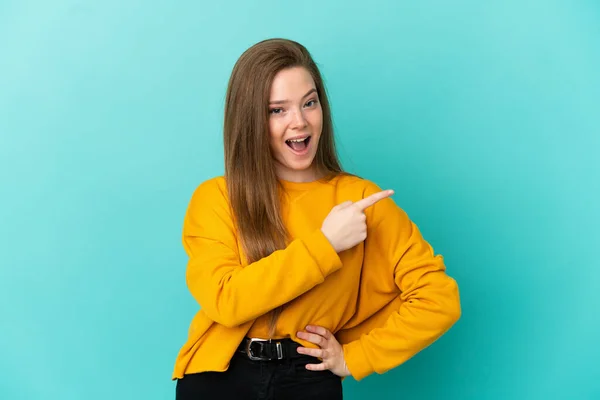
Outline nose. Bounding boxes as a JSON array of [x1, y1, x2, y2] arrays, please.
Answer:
[[289, 108, 308, 130]]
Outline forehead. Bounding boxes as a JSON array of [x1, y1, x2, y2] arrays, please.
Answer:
[[270, 67, 316, 98]]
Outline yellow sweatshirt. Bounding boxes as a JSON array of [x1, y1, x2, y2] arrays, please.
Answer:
[[172, 173, 460, 381]]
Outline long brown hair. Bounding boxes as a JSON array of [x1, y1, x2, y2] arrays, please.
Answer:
[[223, 38, 345, 335]]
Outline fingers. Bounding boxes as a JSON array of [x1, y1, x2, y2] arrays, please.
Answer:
[[305, 362, 328, 371], [305, 325, 332, 339], [334, 191, 393, 213], [296, 325, 347, 376], [297, 327, 329, 365], [296, 330, 326, 346], [353, 190, 394, 211], [296, 326, 332, 358], [333, 200, 353, 210], [297, 346, 325, 358]]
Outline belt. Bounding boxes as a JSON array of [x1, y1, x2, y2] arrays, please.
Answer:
[[237, 337, 303, 361]]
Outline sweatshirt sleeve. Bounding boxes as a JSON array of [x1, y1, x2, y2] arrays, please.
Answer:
[[341, 181, 461, 381], [182, 178, 343, 328]]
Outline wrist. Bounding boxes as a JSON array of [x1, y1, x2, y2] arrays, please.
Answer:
[[342, 360, 351, 377], [320, 228, 339, 253]]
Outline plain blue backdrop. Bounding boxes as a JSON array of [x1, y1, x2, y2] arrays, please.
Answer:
[[1, 1, 599, 399]]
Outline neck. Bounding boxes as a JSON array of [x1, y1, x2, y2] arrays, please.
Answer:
[[276, 166, 322, 183]]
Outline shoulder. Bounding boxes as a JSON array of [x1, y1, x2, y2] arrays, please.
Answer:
[[187, 175, 231, 215], [184, 176, 236, 236], [192, 175, 227, 196], [189, 175, 228, 203], [334, 173, 388, 198]]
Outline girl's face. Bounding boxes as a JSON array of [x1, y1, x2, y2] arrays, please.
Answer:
[[268, 67, 323, 182]]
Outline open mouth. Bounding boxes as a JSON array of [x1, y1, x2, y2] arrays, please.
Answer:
[[285, 136, 311, 152]]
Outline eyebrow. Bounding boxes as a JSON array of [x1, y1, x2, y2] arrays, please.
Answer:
[[269, 88, 317, 105]]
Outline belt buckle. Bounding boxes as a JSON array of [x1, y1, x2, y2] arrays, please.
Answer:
[[246, 338, 284, 361]]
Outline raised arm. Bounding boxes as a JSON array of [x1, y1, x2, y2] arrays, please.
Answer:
[[183, 178, 343, 328]]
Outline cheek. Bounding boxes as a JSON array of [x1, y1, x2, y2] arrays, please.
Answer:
[[308, 109, 323, 132], [269, 119, 285, 147]]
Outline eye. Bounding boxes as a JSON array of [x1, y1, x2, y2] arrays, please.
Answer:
[[269, 108, 283, 115], [305, 99, 318, 107]]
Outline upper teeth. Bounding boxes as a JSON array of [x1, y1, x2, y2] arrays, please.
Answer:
[[288, 138, 306, 142]]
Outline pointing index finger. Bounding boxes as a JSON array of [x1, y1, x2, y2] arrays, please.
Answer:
[[354, 190, 394, 211]]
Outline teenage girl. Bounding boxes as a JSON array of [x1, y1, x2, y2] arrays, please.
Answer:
[[173, 38, 461, 400]]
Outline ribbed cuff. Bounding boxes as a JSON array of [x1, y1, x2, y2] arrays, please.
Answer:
[[305, 229, 343, 277], [342, 340, 375, 381]]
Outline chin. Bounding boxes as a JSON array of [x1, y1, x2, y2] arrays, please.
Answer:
[[286, 159, 315, 171]]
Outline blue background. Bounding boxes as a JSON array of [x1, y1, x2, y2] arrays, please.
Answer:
[[1, 1, 599, 399]]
